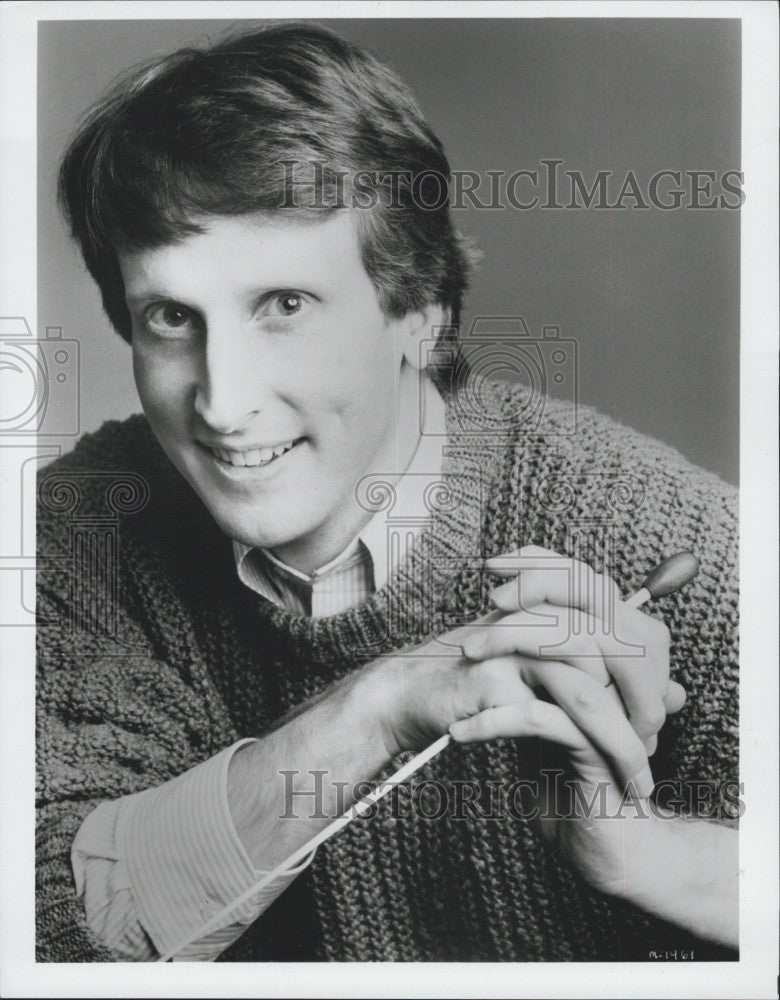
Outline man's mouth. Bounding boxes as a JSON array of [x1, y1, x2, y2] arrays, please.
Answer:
[[207, 439, 300, 469]]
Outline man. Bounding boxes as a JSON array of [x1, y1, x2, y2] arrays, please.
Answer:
[[36, 22, 739, 962]]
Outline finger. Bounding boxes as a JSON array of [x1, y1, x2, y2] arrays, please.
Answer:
[[462, 605, 608, 664], [598, 607, 671, 739], [526, 658, 655, 797], [604, 652, 666, 740], [465, 603, 671, 741], [483, 544, 557, 576], [462, 605, 675, 743], [466, 655, 537, 713], [664, 680, 687, 714], [461, 605, 634, 693], [461, 606, 633, 724], [449, 698, 588, 750], [485, 546, 621, 622]]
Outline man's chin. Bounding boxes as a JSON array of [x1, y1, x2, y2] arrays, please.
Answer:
[[213, 516, 289, 551], [171, 457, 300, 546], [204, 501, 310, 553]]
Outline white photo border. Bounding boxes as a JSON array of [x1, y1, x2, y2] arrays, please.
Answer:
[[1, 2, 777, 997]]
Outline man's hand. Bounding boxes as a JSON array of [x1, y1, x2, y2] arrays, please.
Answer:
[[373, 545, 685, 791], [463, 546, 686, 752], [374, 546, 737, 950], [449, 676, 649, 894]]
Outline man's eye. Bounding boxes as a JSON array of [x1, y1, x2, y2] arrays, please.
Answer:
[[269, 293, 304, 318], [144, 303, 197, 336]]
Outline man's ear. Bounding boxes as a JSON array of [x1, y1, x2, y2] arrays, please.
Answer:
[[397, 303, 449, 371]]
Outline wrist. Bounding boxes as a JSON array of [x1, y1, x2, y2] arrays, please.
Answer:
[[352, 655, 405, 760], [618, 812, 739, 948], [604, 809, 673, 902]]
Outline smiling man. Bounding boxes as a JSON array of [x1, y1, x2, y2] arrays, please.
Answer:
[[123, 211, 435, 572], [36, 22, 739, 963]]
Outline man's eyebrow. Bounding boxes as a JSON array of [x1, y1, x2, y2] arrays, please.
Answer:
[[124, 288, 183, 307], [248, 281, 326, 298]]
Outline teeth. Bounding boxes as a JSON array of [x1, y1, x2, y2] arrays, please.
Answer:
[[212, 440, 296, 468]]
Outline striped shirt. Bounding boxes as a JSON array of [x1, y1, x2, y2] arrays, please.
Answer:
[[71, 379, 446, 961]]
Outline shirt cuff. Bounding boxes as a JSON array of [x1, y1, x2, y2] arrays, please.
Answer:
[[116, 738, 296, 960]]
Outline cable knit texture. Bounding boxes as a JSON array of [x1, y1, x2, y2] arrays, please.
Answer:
[[36, 383, 738, 962]]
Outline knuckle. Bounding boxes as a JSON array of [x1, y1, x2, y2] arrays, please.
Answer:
[[601, 571, 620, 593], [479, 655, 511, 680], [462, 632, 487, 658], [588, 567, 603, 587], [474, 656, 522, 700], [645, 703, 668, 732], [648, 617, 672, 648], [633, 704, 666, 738], [574, 684, 600, 711], [569, 560, 588, 595]]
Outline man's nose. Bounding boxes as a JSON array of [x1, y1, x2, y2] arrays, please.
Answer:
[[193, 323, 265, 434]]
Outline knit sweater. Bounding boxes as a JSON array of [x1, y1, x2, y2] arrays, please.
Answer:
[[36, 383, 739, 962]]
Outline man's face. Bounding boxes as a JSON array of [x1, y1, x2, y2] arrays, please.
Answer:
[[120, 212, 426, 573]]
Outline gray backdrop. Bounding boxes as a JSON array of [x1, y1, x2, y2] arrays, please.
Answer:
[[38, 17, 740, 483]]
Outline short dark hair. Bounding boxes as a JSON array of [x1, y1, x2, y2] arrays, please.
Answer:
[[58, 21, 479, 385]]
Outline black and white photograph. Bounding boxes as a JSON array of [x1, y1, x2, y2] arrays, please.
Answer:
[[0, 2, 777, 997]]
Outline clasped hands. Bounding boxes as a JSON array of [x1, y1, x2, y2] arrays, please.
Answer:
[[382, 545, 684, 777], [376, 545, 686, 894], [450, 545, 686, 793]]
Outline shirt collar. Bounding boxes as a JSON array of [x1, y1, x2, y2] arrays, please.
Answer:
[[232, 375, 446, 592]]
